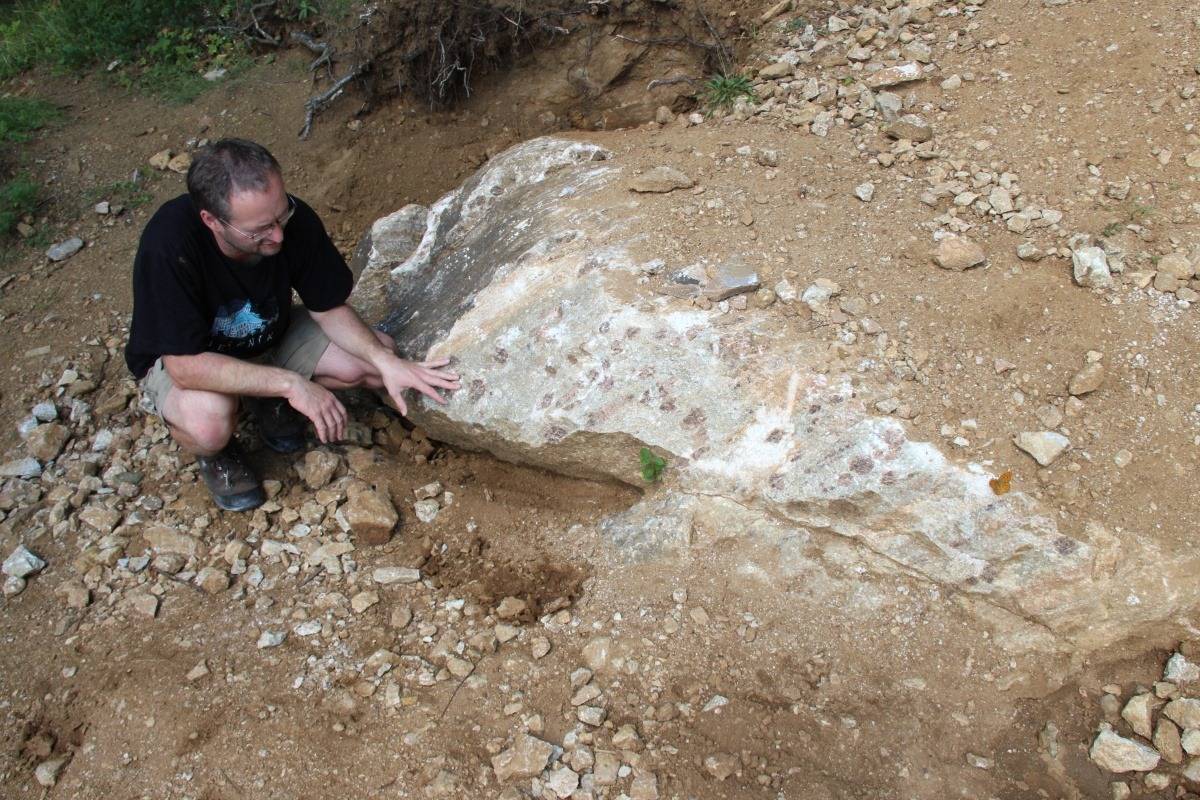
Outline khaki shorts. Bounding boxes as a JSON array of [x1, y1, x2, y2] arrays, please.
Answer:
[[139, 306, 330, 419]]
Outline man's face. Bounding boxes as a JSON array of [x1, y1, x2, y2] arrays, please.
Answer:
[[201, 171, 291, 262]]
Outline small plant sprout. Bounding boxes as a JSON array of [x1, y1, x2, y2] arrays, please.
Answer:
[[639, 447, 667, 483], [704, 74, 756, 111]]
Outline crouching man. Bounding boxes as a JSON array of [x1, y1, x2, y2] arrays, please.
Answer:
[[124, 138, 459, 511]]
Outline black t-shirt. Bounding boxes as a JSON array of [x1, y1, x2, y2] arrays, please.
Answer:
[[124, 193, 352, 379]]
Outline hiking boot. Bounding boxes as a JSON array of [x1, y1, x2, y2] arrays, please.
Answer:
[[196, 442, 265, 512], [247, 397, 307, 454]]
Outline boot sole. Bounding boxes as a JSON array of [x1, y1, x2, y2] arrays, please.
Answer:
[[210, 486, 267, 512]]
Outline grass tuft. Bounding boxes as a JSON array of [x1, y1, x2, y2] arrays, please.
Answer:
[[0, 97, 62, 144], [704, 74, 756, 111]]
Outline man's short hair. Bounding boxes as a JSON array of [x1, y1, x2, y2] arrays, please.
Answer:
[[186, 138, 281, 220]]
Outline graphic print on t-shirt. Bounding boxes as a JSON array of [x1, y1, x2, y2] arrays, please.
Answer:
[[210, 297, 280, 354]]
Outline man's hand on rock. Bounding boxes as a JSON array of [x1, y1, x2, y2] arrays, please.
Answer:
[[285, 375, 348, 443], [375, 355, 461, 416]]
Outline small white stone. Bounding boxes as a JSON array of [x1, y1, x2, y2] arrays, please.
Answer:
[[1165, 653, 1200, 684], [414, 481, 443, 500], [34, 756, 69, 787], [414, 499, 440, 523], [1072, 247, 1113, 288], [1013, 431, 1070, 466], [257, 630, 286, 649], [295, 620, 322, 636], [373, 566, 421, 585], [2, 545, 46, 578]]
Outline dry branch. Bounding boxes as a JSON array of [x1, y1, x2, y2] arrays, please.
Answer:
[[298, 66, 365, 140]]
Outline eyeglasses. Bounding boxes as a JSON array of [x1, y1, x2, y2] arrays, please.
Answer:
[[219, 195, 296, 243]]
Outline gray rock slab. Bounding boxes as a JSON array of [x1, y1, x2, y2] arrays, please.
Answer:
[[3, 546, 46, 578], [46, 237, 84, 262]]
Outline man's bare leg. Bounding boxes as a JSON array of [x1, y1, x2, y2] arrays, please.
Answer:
[[160, 385, 263, 511]]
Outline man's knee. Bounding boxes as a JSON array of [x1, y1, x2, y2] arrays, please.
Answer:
[[167, 389, 238, 451]]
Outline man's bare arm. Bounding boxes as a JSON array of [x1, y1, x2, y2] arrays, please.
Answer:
[[162, 352, 347, 442], [309, 304, 461, 415]]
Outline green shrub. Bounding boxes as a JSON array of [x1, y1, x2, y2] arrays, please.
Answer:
[[0, 97, 62, 144], [639, 447, 667, 483], [704, 74, 756, 110], [0, 0, 213, 80]]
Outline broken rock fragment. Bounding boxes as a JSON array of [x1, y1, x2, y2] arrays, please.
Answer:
[[629, 166, 694, 193], [2, 546, 46, 579], [342, 484, 398, 546], [1072, 247, 1113, 288], [1090, 727, 1160, 773], [490, 734, 555, 782], [932, 236, 986, 271], [866, 62, 924, 89], [884, 114, 933, 142], [1013, 431, 1070, 466], [1164, 698, 1200, 729], [1068, 363, 1104, 396], [1121, 693, 1158, 739]]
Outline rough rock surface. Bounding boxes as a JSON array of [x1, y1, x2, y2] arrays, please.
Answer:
[[1090, 727, 1161, 773], [354, 137, 1200, 655], [491, 734, 555, 782], [341, 484, 398, 546], [932, 235, 986, 271]]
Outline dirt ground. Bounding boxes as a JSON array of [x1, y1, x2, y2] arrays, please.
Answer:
[[2, 0, 1200, 797]]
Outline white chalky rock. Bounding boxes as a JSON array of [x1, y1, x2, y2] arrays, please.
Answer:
[[1013, 431, 1070, 466], [295, 620, 322, 636], [373, 566, 421, 584], [46, 237, 84, 262], [0, 457, 42, 479], [1166, 653, 1200, 683], [801, 279, 841, 309], [414, 481, 443, 500], [1090, 727, 1161, 772], [1165, 699, 1200, 729], [414, 499, 440, 523], [34, 756, 69, 787], [257, 630, 286, 649], [2, 546, 46, 578], [545, 766, 580, 798], [490, 734, 555, 782], [350, 136, 1200, 661], [1072, 246, 1113, 288], [31, 401, 57, 422]]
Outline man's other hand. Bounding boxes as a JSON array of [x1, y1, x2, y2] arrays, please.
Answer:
[[285, 375, 348, 443]]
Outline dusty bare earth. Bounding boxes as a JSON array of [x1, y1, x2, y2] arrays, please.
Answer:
[[2, 0, 1200, 798]]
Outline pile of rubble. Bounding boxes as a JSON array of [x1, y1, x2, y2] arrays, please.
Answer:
[[1088, 649, 1200, 797]]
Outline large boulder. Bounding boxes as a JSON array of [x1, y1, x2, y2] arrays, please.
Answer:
[[351, 137, 1200, 655]]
